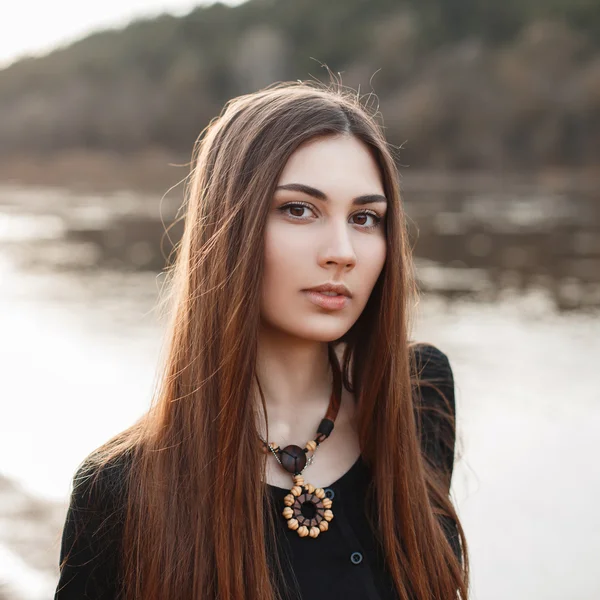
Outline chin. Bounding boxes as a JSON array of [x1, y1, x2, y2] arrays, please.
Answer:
[[261, 305, 361, 343], [299, 329, 348, 343], [284, 316, 355, 343]]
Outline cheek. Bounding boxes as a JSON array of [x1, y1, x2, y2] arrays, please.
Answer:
[[355, 236, 387, 293], [262, 223, 309, 298]]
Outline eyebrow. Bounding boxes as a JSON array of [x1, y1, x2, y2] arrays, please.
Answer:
[[275, 183, 387, 206]]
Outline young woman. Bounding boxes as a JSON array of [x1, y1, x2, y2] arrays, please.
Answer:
[[54, 81, 469, 600]]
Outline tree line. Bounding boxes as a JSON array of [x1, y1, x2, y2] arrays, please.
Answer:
[[0, 0, 598, 170]]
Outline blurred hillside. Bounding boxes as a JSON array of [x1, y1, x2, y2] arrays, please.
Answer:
[[0, 0, 599, 172]]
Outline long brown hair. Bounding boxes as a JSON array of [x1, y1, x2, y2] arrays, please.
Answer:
[[84, 81, 469, 599]]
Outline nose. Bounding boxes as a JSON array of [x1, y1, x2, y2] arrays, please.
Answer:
[[317, 220, 357, 271]]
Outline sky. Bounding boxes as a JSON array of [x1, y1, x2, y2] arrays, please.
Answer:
[[1, 0, 246, 68]]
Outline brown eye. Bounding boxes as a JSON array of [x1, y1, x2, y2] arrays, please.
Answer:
[[289, 206, 307, 218], [351, 211, 382, 229], [278, 201, 316, 220]]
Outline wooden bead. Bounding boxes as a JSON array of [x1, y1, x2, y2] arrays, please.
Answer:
[[280, 445, 307, 473], [309, 526, 320, 538], [269, 442, 279, 452], [305, 440, 317, 452], [291, 486, 302, 496], [283, 494, 295, 506], [293, 475, 304, 486], [322, 498, 332, 509], [282, 507, 293, 519], [305, 483, 315, 494], [297, 526, 309, 538], [314, 488, 325, 499], [318, 520, 329, 532], [287, 518, 299, 530], [323, 510, 333, 521]]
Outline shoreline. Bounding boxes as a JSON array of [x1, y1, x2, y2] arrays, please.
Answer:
[[0, 150, 598, 196]]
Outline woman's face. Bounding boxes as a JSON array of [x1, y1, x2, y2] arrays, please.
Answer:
[[261, 134, 388, 342]]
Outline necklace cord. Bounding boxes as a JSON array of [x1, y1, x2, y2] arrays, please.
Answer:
[[255, 343, 343, 451], [255, 344, 342, 538]]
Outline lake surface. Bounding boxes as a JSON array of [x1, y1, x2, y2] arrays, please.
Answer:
[[0, 183, 598, 600]]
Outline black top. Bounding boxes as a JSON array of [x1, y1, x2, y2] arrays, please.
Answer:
[[54, 343, 460, 600]]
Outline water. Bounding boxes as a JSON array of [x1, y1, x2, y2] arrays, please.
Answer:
[[0, 184, 598, 599]]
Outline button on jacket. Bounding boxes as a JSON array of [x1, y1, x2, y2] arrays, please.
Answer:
[[55, 343, 460, 600]]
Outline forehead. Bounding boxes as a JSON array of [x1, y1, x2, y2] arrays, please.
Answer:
[[277, 134, 384, 195]]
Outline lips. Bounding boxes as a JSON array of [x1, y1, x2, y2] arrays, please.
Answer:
[[303, 287, 351, 311], [303, 282, 352, 298]]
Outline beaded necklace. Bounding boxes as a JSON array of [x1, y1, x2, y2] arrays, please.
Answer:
[[257, 344, 342, 539]]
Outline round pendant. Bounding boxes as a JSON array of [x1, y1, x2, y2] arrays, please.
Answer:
[[279, 444, 307, 474], [281, 475, 334, 538]]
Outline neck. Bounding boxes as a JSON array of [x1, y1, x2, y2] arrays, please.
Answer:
[[255, 326, 332, 413]]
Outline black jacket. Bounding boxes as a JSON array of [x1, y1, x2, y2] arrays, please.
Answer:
[[54, 343, 461, 600]]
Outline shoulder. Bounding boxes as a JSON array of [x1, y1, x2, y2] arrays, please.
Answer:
[[410, 342, 455, 412], [60, 449, 133, 567], [56, 449, 134, 597], [70, 448, 133, 517], [409, 342, 456, 484], [409, 345, 462, 561], [64, 448, 134, 547], [410, 342, 454, 383]]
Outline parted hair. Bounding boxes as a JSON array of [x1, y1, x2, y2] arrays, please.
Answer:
[[72, 80, 469, 600]]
